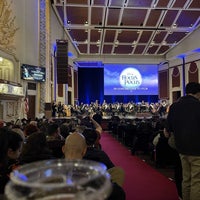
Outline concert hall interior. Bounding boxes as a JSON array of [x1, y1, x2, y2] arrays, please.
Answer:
[[0, 0, 200, 200]]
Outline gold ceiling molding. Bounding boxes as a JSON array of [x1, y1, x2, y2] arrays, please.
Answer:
[[0, 0, 19, 53]]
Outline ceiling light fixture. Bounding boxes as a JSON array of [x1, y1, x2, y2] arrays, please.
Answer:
[[124, 0, 128, 6], [73, 39, 78, 46], [115, 40, 119, 47], [90, 0, 94, 5], [153, 0, 158, 8], [156, 30, 161, 34], [131, 41, 137, 47], [65, 20, 71, 31], [149, 41, 155, 48], [172, 41, 177, 46], [96, 40, 100, 46], [172, 23, 177, 28]]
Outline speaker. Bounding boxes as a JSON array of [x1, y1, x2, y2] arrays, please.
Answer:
[[56, 40, 68, 84]]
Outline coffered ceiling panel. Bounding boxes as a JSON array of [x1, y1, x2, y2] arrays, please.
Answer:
[[51, 0, 200, 57], [157, 0, 171, 7], [110, 0, 124, 7], [154, 32, 167, 43], [147, 45, 159, 54], [104, 30, 116, 42], [107, 9, 120, 25], [128, 0, 152, 7], [93, 0, 106, 6], [189, 0, 199, 8], [114, 45, 133, 54], [157, 46, 170, 54], [91, 7, 104, 25], [90, 30, 101, 42], [146, 10, 162, 26], [117, 31, 138, 43], [103, 45, 112, 54], [173, 0, 188, 8]]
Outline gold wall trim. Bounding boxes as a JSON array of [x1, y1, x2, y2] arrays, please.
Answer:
[[0, 0, 19, 53]]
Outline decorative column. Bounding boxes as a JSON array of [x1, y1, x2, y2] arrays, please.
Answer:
[[39, 0, 51, 113]]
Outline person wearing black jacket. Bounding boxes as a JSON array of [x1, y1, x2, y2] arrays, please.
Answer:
[[82, 127, 115, 169], [167, 82, 200, 200], [0, 128, 23, 195]]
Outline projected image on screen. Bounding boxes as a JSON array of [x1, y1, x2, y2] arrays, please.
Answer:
[[104, 64, 158, 95]]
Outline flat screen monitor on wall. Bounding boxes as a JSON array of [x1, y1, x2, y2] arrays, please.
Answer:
[[104, 64, 158, 95], [21, 64, 46, 82]]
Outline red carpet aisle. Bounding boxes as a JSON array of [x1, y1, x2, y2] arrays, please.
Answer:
[[101, 132, 180, 200]]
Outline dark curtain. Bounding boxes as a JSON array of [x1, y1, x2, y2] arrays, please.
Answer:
[[78, 67, 104, 104]]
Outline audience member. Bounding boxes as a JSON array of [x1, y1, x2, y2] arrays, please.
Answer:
[[0, 128, 23, 194], [12, 128, 26, 141], [79, 114, 102, 149], [29, 120, 38, 127], [134, 119, 153, 154], [46, 123, 65, 158], [92, 111, 103, 125], [62, 132, 87, 160], [59, 122, 71, 139], [0, 120, 4, 128], [82, 127, 115, 169], [23, 123, 39, 137], [62, 132, 126, 200], [167, 82, 200, 200], [20, 131, 54, 164], [153, 119, 177, 167], [5, 121, 14, 130], [108, 115, 120, 136]]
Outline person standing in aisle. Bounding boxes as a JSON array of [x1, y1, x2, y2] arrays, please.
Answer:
[[167, 82, 200, 200]]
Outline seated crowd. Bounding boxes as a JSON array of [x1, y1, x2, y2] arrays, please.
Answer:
[[0, 98, 181, 199], [0, 114, 125, 200]]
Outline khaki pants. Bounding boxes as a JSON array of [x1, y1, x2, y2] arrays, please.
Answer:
[[180, 154, 200, 200]]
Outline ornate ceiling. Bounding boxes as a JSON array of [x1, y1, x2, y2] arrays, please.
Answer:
[[51, 0, 200, 57]]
